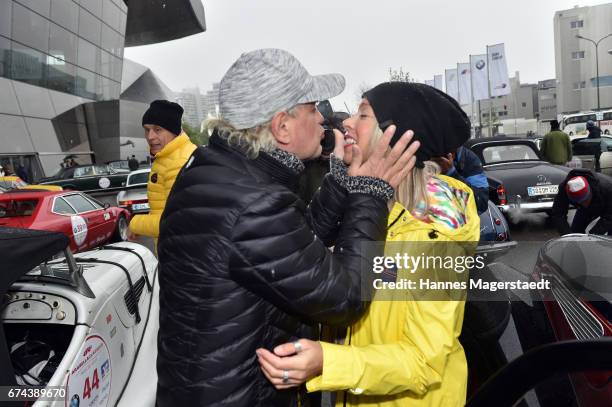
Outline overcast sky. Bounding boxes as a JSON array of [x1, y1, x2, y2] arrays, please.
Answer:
[[125, 0, 607, 109]]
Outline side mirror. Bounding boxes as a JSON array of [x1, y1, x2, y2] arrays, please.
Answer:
[[121, 181, 126, 187], [103, 203, 110, 209], [607, 146, 612, 152]]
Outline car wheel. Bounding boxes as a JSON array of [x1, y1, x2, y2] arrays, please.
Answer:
[[113, 215, 128, 242]]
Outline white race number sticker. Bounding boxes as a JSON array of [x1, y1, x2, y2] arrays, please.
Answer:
[[66, 335, 112, 407], [71, 215, 88, 246], [98, 177, 111, 189]]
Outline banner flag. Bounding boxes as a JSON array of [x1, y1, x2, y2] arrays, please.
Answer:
[[434, 74, 443, 91], [470, 54, 489, 101], [457, 63, 472, 105], [487, 43, 511, 97], [445, 68, 459, 101]]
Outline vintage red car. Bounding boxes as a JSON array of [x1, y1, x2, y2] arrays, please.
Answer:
[[0, 190, 129, 252]]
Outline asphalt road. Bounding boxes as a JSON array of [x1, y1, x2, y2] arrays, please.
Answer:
[[499, 209, 576, 276]]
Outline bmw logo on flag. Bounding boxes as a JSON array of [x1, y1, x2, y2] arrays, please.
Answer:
[[476, 60, 486, 70]]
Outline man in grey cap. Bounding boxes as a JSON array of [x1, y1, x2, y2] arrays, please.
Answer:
[[156, 48, 419, 406]]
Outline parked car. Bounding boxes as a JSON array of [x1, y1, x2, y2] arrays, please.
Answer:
[[461, 232, 612, 406], [569, 134, 612, 175], [0, 227, 158, 406], [40, 164, 129, 193], [529, 233, 612, 406], [0, 190, 129, 252], [477, 200, 517, 258], [116, 168, 151, 214], [0, 175, 63, 191], [465, 136, 570, 214]]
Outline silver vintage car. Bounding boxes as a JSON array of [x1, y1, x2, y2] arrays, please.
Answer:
[[116, 168, 150, 214]]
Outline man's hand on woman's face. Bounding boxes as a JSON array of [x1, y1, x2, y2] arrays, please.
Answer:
[[256, 339, 323, 389], [348, 125, 420, 190]]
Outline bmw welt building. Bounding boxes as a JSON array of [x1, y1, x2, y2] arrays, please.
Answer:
[[0, 0, 205, 181]]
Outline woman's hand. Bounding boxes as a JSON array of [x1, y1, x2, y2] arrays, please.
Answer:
[[256, 339, 323, 389], [348, 125, 420, 190], [331, 128, 346, 161]]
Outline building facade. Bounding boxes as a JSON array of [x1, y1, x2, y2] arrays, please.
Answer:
[[0, 0, 205, 181], [537, 79, 557, 122], [176, 87, 208, 128], [203, 82, 220, 121], [554, 3, 612, 115]]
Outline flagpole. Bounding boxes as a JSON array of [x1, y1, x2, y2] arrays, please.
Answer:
[[469, 55, 476, 138], [478, 100, 482, 137], [486, 45, 493, 137]]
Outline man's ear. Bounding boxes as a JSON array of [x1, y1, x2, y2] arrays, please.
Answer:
[[270, 111, 291, 146]]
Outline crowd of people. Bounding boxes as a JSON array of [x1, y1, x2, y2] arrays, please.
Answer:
[[124, 48, 610, 407]]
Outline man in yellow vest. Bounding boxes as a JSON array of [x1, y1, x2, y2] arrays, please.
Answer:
[[129, 100, 196, 243]]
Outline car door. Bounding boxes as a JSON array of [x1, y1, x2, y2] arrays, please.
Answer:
[[62, 193, 106, 249], [83, 194, 117, 241], [50, 195, 81, 251], [72, 166, 98, 191]]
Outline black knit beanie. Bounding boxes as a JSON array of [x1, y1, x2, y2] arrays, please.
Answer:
[[363, 82, 471, 168], [142, 100, 184, 136]]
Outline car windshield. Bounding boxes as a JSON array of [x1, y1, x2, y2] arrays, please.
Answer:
[[482, 144, 540, 163], [128, 172, 150, 185], [0, 199, 39, 217]]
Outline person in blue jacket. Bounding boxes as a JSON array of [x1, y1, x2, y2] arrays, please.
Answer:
[[432, 145, 489, 214]]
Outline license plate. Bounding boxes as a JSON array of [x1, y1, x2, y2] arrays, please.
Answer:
[[132, 203, 149, 210], [527, 185, 558, 196]]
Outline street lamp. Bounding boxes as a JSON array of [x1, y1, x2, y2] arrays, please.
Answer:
[[576, 33, 612, 112]]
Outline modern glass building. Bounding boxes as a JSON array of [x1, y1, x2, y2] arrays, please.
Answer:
[[0, 0, 205, 181]]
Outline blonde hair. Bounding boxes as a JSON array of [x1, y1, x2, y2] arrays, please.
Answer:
[[366, 122, 440, 216], [204, 106, 300, 159]]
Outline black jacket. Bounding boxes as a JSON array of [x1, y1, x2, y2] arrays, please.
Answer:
[[551, 168, 612, 235], [587, 125, 602, 139], [156, 135, 389, 406]]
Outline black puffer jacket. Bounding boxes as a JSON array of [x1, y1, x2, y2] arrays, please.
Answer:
[[156, 134, 389, 406]]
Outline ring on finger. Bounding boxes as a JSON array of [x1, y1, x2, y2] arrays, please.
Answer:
[[282, 370, 289, 384], [293, 340, 303, 353]]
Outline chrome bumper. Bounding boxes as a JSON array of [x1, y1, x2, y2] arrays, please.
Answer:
[[499, 201, 554, 212]]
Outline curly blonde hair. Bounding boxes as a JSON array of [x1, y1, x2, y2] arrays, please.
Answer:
[[204, 106, 300, 159]]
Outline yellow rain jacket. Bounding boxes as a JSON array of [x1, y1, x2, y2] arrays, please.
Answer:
[[129, 133, 196, 239], [307, 175, 480, 407]]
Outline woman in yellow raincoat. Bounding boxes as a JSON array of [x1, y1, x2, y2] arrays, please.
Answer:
[[257, 82, 480, 407]]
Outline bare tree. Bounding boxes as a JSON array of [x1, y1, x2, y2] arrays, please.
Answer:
[[388, 67, 416, 83]]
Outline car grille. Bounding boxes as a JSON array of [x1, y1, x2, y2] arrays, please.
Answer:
[[124, 277, 146, 315], [545, 273, 604, 340]]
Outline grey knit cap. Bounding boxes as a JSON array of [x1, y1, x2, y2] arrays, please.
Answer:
[[219, 48, 345, 130]]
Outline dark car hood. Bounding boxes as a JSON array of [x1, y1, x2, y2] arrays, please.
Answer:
[[538, 234, 612, 305]]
